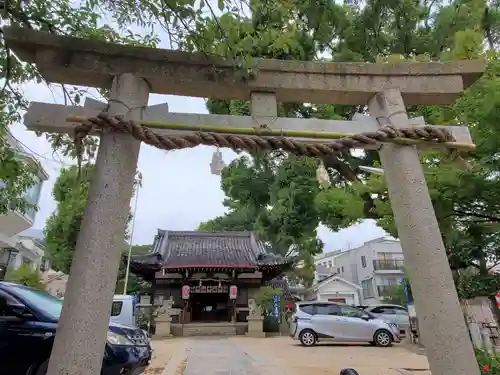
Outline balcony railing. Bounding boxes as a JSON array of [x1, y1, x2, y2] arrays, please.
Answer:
[[373, 259, 405, 271]]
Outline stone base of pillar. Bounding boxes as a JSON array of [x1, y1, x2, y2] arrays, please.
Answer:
[[246, 316, 264, 337], [155, 320, 172, 337]]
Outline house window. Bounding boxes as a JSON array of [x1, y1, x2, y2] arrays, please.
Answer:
[[386, 277, 398, 285], [361, 256, 367, 268], [361, 279, 374, 298], [23, 179, 43, 221], [341, 266, 344, 272], [328, 261, 333, 268], [40, 258, 50, 272], [337, 268, 340, 273], [22, 257, 33, 267]]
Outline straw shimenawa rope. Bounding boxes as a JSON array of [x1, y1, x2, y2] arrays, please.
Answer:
[[74, 113, 457, 158]]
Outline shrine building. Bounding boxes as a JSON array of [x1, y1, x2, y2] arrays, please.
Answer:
[[128, 230, 293, 336]]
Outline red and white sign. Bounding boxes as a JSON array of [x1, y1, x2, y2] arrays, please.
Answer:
[[229, 285, 238, 300], [182, 285, 190, 300]]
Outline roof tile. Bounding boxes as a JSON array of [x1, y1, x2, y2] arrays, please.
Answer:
[[158, 231, 282, 268]]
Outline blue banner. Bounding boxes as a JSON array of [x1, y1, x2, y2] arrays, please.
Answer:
[[401, 279, 411, 305], [131, 293, 140, 305], [272, 294, 281, 324]]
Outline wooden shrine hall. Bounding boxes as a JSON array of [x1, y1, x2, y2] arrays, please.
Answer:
[[128, 230, 293, 336]]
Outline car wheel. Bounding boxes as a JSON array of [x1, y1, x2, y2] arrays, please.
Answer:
[[34, 359, 49, 375], [299, 329, 317, 347], [373, 330, 392, 347]]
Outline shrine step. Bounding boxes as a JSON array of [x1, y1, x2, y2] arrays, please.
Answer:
[[172, 323, 247, 337]]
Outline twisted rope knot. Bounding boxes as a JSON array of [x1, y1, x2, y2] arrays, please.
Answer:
[[74, 113, 457, 158]]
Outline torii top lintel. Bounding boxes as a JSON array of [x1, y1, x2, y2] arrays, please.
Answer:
[[4, 27, 485, 106]]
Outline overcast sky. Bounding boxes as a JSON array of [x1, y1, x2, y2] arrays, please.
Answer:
[[9, 24, 387, 251]]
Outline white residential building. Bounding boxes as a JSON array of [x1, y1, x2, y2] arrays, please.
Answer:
[[0, 130, 49, 279], [331, 237, 405, 304], [313, 250, 341, 284], [303, 274, 362, 305]]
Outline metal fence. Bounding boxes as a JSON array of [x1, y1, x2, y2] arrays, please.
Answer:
[[373, 259, 405, 271]]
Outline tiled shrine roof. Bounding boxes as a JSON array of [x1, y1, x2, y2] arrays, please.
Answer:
[[127, 230, 292, 280]]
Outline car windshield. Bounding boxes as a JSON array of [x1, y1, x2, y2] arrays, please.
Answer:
[[10, 284, 63, 319]]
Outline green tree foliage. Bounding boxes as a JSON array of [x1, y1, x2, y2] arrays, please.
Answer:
[[44, 165, 140, 277], [253, 286, 283, 314], [44, 165, 94, 274], [380, 285, 406, 306], [0, 136, 38, 216], [380, 275, 413, 306], [199, 153, 323, 286], [115, 245, 152, 295], [6, 264, 44, 290]]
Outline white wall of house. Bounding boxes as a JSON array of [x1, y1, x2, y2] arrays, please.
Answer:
[[0, 130, 48, 278], [305, 276, 361, 305], [313, 250, 341, 283], [0, 235, 46, 275], [315, 250, 341, 269], [331, 237, 405, 305]]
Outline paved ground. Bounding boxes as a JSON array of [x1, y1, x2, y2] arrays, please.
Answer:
[[151, 337, 430, 375]]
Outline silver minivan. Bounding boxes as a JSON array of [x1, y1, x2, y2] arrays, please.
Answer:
[[289, 301, 400, 347]]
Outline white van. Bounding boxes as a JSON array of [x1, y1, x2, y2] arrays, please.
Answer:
[[61, 294, 137, 327], [109, 294, 137, 327]]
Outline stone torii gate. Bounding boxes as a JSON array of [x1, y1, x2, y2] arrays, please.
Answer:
[[5, 26, 485, 375]]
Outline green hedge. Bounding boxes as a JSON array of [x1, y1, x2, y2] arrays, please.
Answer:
[[477, 349, 500, 374], [263, 315, 280, 332]]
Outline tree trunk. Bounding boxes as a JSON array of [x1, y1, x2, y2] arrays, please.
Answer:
[[484, 8, 495, 51]]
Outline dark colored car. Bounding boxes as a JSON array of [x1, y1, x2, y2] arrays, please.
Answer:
[[0, 282, 152, 375]]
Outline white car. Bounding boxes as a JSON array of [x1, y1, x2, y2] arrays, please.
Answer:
[[290, 302, 401, 347], [361, 304, 410, 336]]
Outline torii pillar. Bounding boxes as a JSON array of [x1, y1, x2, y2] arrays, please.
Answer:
[[369, 89, 479, 375], [46, 74, 150, 375]]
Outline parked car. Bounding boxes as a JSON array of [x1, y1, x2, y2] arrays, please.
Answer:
[[0, 282, 152, 375], [360, 304, 410, 336], [289, 301, 401, 347], [62, 294, 138, 328]]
